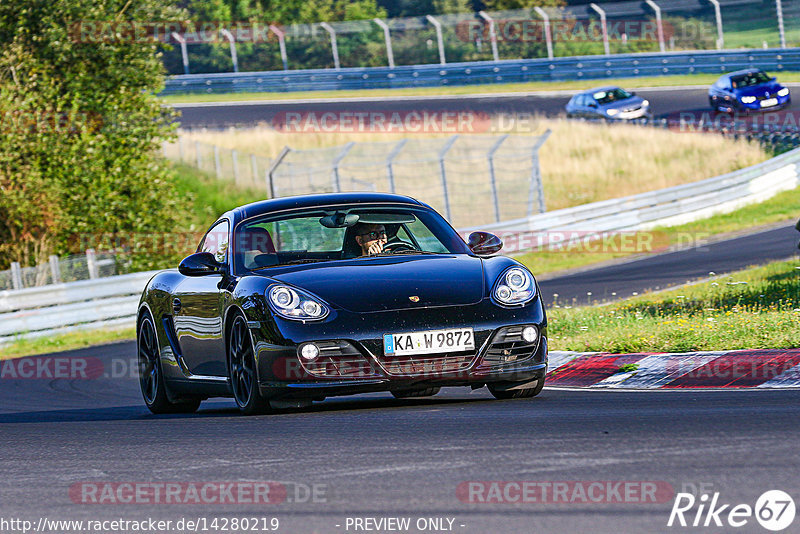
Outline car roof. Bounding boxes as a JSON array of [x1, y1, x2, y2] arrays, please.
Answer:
[[725, 68, 766, 78], [226, 192, 427, 224], [581, 86, 622, 95]]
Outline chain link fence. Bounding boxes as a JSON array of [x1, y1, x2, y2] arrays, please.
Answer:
[[162, 137, 272, 189], [0, 250, 121, 291]]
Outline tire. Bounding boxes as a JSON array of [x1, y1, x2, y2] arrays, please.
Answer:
[[488, 378, 544, 400], [391, 387, 441, 399], [228, 312, 270, 415], [137, 313, 201, 414]]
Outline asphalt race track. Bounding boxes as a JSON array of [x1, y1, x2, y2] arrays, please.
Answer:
[[2, 343, 800, 533]]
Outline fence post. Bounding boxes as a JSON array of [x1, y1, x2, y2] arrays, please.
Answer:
[[589, 4, 610, 56], [10, 262, 22, 290], [708, 0, 724, 49], [162, 141, 168, 158], [776, 0, 786, 49], [178, 136, 185, 161], [373, 19, 395, 68], [385, 139, 408, 193], [438, 136, 459, 221], [171, 33, 190, 75], [86, 249, 99, 280], [645, 0, 666, 53], [478, 11, 499, 62], [250, 154, 258, 186], [426, 15, 446, 65], [331, 142, 355, 192], [195, 141, 202, 168], [214, 145, 222, 178], [320, 22, 341, 70], [232, 149, 240, 184], [49, 255, 61, 284], [269, 25, 289, 70], [528, 130, 551, 216], [533, 7, 554, 60], [487, 134, 509, 223], [267, 146, 291, 199], [220, 28, 239, 72]]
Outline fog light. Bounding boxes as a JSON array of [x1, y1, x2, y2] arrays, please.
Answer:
[[522, 326, 538, 343], [300, 343, 320, 361]]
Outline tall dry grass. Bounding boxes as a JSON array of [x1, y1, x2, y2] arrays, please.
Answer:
[[178, 119, 769, 211]]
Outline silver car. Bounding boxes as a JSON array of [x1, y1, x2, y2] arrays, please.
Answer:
[[565, 86, 650, 120]]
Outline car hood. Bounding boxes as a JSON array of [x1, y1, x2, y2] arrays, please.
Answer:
[[266, 255, 486, 313], [602, 96, 646, 111], [736, 82, 783, 97]]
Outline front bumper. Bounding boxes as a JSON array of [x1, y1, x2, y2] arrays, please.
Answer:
[[739, 94, 791, 111]]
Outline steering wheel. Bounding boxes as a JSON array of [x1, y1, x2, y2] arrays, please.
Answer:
[[382, 240, 416, 253]]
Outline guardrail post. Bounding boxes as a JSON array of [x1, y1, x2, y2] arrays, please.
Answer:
[[645, 0, 666, 53], [487, 134, 509, 222], [267, 146, 291, 199], [269, 25, 289, 70], [232, 149, 240, 184], [426, 15, 446, 65], [528, 129, 551, 215], [86, 249, 99, 280], [478, 11, 499, 62], [533, 7, 554, 60], [385, 139, 407, 193], [708, 0, 724, 50], [49, 255, 61, 284], [590, 4, 610, 56], [320, 22, 341, 70], [331, 142, 355, 192], [171, 32, 190, 75], [438, 136, 459, 221], [373, 19, 395, 69], [220, 29, 239, 73], [214, 145, 222, 178], [776, 0, 786, 49], [250, 154, 258, 186], [10, 262, 22, 290]]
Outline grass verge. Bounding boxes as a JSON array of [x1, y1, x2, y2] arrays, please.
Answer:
[[548, 258, 800, 353], [517, 185, 800, 276], [0, 327, 136, 360], [160, 72, 800, 104]]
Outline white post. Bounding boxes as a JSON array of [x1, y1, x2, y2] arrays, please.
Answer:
[[487, 134, 509, 223], [373, 18, 395, 68], [528, 130, 551, 215], [438, 136, 459, 221], [426, 15, 446, 65], [214, 145, 221, 177], [534, 7, 554, 59], [776, 0, 786, 49], [269, 25, 289, 70], [171, 32, 190, 74], [49, 255, 61, 284], [331, 142, 355, 192], [590, 4, 610, 56], [195, 141, 202, 168], [708, 0, 724, 50], [250, 154, 258, 186], [85, 249, 99, 280], [645, 0, 666, 53], [267, 147, 291, 199], [232, 149, 240, 184], [320, 22, 340, 70], [10, 262, 22, 290], [178, 136, 185, 161], [385, 139, 408, 193], [220, 29, 239, 72], [478, 11, 499, 62]]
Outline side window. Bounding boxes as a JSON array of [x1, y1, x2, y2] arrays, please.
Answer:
[[199, 220, 230, 264], [400, 220, 449, 253]]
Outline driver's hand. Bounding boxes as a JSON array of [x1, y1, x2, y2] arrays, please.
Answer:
[[367, 241, 384, 255]]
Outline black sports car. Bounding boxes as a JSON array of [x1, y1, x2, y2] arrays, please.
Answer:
[[137, 193, 548, 415]]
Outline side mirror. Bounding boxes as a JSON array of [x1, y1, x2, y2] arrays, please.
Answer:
[[589, 102, 598, 108], [468, 231, 503, 256], [630, 91, 636, 96], [179, 252, 223, 276]]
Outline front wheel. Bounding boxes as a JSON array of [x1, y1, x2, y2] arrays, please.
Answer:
[[228, 313, 270, 415], [488, 378, 544, 400]]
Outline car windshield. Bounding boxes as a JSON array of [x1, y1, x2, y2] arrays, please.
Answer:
[[731, 71, 771, 88], [233, 205, 469, 273], [592, 88, 632, 104]]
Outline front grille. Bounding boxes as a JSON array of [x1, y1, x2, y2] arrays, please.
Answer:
[[300, 341, 378, 379], [478, 326, 539, 368], [377, 353, 475, 376]]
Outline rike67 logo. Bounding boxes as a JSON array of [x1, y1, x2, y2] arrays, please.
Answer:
[[668, 490, 796, 531]]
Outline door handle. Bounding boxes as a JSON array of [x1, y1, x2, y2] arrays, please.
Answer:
[[172, 298, 181, 314]]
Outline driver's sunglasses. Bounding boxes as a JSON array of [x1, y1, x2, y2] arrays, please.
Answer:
[[359, 230, 387, 240]]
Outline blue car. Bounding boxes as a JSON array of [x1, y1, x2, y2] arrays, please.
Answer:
[[709, 69, 791, 113], [565, 86, 650, 120]]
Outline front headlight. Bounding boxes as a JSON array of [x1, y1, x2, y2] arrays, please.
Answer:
[[606, 108, 619, 116], [741, 96, 757, 104], [778, 87, 790, 97], [493, 267, 536, 306], [268, 285, 329, 321], [641, 99, 650, 107]]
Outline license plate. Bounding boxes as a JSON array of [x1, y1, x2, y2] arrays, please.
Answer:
[[384, 328, 475, 356], [761, 98, 778, 108]]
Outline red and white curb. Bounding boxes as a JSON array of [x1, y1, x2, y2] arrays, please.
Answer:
[[546, 349, 800, 389]]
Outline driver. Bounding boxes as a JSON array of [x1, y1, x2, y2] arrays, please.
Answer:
[[354, 223, 387, 256]]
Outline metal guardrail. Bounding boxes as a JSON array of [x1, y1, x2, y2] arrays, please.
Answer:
[[2, 145, 799, 342], [162, 48, 800, 95]]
